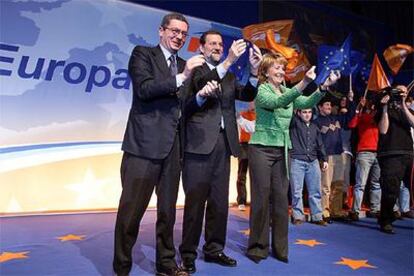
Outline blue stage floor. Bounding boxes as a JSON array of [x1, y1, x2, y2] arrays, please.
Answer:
[[1, 208, 413, 275]]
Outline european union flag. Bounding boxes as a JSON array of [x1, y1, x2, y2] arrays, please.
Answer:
[[191, 31, 249, 82], [356, 60, 393, 88], [315, 35, 352, 85], [359, 62, 372, 85], [353, 61, 372, 96], [221, 34, 249, 82], [350, 50, 365, 76]]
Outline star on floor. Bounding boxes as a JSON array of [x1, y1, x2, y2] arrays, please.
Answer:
[[335, 257, 377, 270], [57, 234, 86, 242], [238, 229, 250, 236], [0, 251, 30, 263], [295, 239, 325, 247]]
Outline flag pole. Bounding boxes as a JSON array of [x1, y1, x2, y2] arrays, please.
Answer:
[[407, 79, 414, 93], [363, 86, 368, 98]]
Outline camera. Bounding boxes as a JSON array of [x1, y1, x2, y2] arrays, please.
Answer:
[[379, 87, 402, 106], [388, 87, 402, 104]]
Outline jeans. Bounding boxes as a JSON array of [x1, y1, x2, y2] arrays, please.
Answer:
[[290, 158, 323, 221], [394, 182, 411, 212], [352, 152, 381, 213]]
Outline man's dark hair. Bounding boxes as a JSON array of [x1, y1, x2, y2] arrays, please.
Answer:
[[161, 12, 188, 28], [318, 96, 332, 106], [199, 30, 222, 45]]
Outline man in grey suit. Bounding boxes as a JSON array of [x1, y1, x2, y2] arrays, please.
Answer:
[[113, 13, 205, 276]]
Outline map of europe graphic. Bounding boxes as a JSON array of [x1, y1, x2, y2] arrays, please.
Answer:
[[0, 0, 243, 146]]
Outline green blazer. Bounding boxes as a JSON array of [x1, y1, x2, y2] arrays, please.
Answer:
[[250, 82, 325, 149]]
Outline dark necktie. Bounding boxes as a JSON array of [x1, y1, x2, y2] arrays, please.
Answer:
[[169, 55, 177, 76]]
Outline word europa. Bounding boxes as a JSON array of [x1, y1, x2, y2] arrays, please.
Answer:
[[0, 43, 131, 92]]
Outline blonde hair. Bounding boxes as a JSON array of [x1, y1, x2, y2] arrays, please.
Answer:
[[258, 51, 288, 84]]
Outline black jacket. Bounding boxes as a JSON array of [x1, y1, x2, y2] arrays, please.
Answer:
[[122, 45, 185, 159], [183, 63, 257, 156], [290, 114, 327, 162]]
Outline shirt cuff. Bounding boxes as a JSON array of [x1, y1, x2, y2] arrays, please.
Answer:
[[196, 93, 207, 107], [216, 64, 227, 79], [176, 74, 185, 87]]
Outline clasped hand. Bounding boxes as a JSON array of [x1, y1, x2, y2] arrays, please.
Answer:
[[197, 80, 219, 98]]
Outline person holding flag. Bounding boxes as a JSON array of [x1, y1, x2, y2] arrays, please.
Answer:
[[246, 51, 340, 264], [361, 50, 414, 234]]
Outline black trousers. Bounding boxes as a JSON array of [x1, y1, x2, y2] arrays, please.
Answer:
[[247, 145, 289, 260], [179, 131, 231, 261], [378, 154, 413, 226], [113, 134, 181, 275], [236, 143, 249, 205]]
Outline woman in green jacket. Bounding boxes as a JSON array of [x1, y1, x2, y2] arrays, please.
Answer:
[[246, 52, 340, 264]]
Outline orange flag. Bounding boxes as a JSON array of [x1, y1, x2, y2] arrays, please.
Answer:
[[264, 29, 298, 60], [285, 52, 311, 83], [242, 20, 294, 49], [264, 29, 300, 80], [366, 54, 390, 92], [383, 44, 414, 75]]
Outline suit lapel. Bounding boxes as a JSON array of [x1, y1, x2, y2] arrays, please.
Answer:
[[152, 45, 170, 76], [218, 68, 231, 101], [153, 45, 187, 75], [177, 57, 185, 73]]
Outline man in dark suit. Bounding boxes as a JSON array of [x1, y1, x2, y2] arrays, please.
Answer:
[[179, 30, 262, 273], [113, 13, 205, 276]]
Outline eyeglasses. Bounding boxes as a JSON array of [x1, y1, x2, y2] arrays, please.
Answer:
[[163, 27, 188, 38]]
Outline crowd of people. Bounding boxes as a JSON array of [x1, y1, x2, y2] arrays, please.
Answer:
[[113, 12, 414, 276]]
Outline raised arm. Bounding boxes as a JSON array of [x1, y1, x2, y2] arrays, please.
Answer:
[[348, 97, 366, 128], [400, 86, 414, 128], [378, 95, 390, 134], [194, 39, 247, 91], [293, 68, 341, 110], [255, 83, 301, 110], [293, 90, 326, 109], [129, 46, 205, 100]]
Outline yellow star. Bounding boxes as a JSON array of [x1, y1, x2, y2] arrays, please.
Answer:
[[0, 251, 30, 263], [295, 239, 325, 247], [238, 229, 250, 236], [57, 234, 86, 241], [335, 257, 377, 270]]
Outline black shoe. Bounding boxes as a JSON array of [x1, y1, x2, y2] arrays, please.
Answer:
[[292, 219, 304, 225], [156, 266, 188, 276], [380, 224, 395, 235], [323, 216, 333, 224], [393, 211, 403, 220], [348, 211, 359, 221], [331, 214, 351, 222], [274, 254, 288, 263], [181, 259, 196, 274], [402, 210, 414, 219], [246, 254, 262, 264], [204, 252, 237, 267], [366, 211, 380, 218]]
